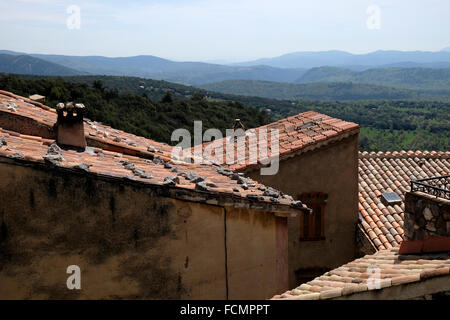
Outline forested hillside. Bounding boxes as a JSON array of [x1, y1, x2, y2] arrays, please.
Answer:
[[296, 66, 450, 94], [1, 74, 448, 151], [291, 99, 450, 151], [0, 74, 269, 144]]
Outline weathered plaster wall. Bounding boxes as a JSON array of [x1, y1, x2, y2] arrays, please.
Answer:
[[246, 135, 359, 288], [0, 161, 286, 299], [226, 208, 288, 299]]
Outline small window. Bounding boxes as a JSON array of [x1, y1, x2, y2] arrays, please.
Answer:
[[298, 192, 327, 241]]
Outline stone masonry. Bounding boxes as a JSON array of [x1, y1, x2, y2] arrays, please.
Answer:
[[404, 191, 450, 241]]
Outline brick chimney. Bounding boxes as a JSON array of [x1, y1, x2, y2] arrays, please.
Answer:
[[399, 175, 450, 254], [55, 102, 86, 149]]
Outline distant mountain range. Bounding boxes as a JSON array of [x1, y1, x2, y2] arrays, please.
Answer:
[[235, 50, 450, 69], [0, 50, 306, 85], [1, 49, 450, 102], [2, 49, 450, 86], [0, 54, 83, 76]]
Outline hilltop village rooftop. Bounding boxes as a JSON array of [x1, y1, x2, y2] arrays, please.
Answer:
[[0, 90, 363, 291], [0, 90, 354, 299], [274, 154, 450, 300], [0, 89, 449, 300]]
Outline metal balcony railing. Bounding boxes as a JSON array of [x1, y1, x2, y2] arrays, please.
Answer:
[[410, 175, 450, 200]]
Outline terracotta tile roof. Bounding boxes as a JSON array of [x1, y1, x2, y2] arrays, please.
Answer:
[[359, 151, 450, 250], [0, 90, 173, 159], [196, 111, 359, 171], [272, 246, 450, 300], [0, 91, 310, 216]]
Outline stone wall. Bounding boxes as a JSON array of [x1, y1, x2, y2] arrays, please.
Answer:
[[404, 192, 450, 241]]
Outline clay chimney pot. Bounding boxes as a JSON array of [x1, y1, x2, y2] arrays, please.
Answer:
[[55, 102, 87, 149]]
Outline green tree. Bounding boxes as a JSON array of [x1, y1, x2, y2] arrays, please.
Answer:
[[161, 91, 173, 103], [191, 92, 204, 101]]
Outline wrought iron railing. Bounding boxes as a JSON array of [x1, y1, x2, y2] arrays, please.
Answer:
[[410, 175, 450, 200]]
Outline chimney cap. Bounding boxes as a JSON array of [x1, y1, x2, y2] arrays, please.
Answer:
[[55, 102, 87, 149], [56, 102, 85, 110]]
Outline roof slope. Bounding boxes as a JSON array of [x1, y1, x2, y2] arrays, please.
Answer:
[[273, 246, 450, 300], [359, 151, 450, 250], [0, 90, 309, 215], [197, 111, 359, 172], [0, 90, 173, 158]]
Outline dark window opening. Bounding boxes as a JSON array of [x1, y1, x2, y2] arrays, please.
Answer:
[[298, 192, 327, 241]]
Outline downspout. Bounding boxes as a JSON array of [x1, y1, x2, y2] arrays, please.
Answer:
[[223, 207, 229, 300]]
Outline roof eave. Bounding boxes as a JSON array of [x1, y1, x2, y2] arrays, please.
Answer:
[[233, 127, 360, 173], [0, 155, 304, 217]]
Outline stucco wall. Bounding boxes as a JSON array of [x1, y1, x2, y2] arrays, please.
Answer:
[[246, 134, 359, 288], [0, 160, 287, 299], [226, 207, 288, 299]]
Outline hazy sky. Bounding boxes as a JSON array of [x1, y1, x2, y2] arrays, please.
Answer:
[[0, 0, 449, 62]]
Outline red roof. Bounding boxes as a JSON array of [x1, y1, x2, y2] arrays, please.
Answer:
[[0, 90, 309, 215], [273, 246, 450, 300], [196, 111, 359, 171], [0, 90, 174, 159], [359, 151, 450, 250]]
